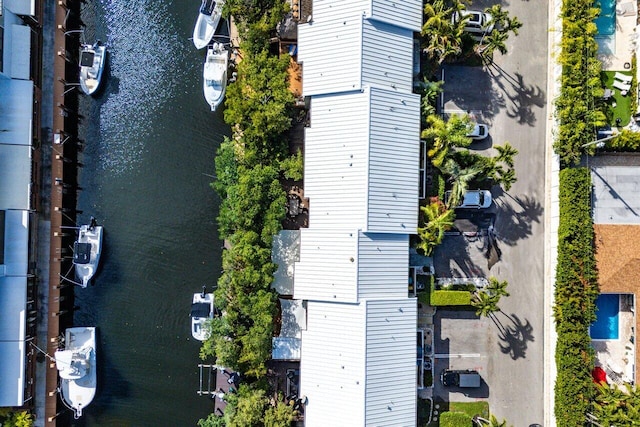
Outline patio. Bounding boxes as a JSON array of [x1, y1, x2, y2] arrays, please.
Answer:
[[597, 0, 637, 71], [592, 294, 636, 385]]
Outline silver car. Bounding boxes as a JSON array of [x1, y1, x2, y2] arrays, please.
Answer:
[[452, 10, 495, 40], [467, 123, 489, 141], [445, 190, 492, 209]]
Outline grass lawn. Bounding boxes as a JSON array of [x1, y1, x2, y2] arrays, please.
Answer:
[[423, 401, 490, 426], [602, 71, 632, 127]]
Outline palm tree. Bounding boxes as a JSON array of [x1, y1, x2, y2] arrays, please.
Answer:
[[421, 0, 466, 63], [416, 78, 444, 120], [486, 277, 510, 299], [417, 202, 455, 256], [471, 291, 499, 317], [476, 30, 509, 61], [422, 114, 473, 168], [494, 142, 518, 168], [472, 278, 510, 317], [440, 158, 482, 208], [473, 415, 511, 427]]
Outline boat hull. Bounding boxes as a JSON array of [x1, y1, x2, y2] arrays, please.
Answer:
[[58, 327, 97, 419], [192, 0, 224, 49], [73, 224, 103, 287], [79, 43, 106, 96], [203, 45, 229, 111], [191, 292, 214, 341]]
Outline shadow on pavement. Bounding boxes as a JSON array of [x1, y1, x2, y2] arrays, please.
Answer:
[[493, 312, 535, 360]]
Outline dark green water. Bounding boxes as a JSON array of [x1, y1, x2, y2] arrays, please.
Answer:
[[72, 0, 225, 425]]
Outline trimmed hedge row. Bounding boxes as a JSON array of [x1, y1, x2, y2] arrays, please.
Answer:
[[430, 290, 472, 306], [554, 168, 599, 426], [553, 0, 606, 167]]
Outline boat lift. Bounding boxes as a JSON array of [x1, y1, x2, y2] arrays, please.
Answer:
[[197, 364, 216, 396]]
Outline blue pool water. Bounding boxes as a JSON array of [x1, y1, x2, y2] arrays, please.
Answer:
[[594, 0, 616, 36], [591, 294, 620, 339]]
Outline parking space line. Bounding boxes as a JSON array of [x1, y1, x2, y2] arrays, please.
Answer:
[[434, 353, 481, 358]]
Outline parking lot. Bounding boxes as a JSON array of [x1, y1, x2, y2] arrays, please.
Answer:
[[430, 0, 549, 425]]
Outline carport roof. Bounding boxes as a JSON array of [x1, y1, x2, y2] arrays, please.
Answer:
[[591, 165, 640, 224]]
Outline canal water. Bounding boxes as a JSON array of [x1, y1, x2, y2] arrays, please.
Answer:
[[72, 0, 226, 425]]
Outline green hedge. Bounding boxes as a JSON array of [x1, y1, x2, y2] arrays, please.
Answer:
[[430, 290, 471, 306], [553, 0, 606, 167], [554, 167, 599, 426]]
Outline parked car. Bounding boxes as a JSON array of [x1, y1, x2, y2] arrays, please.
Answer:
[[444, 190, 492, 209], [467, 123, 489, 140], [440, 369, 482, 388], [452, 10, 494, 40]]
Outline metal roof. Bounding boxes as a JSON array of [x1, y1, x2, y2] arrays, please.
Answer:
[[298, 15, 416, 96], [304, 87, 420, 233], [0, 78, 33, 211], [308, 0, 422, 32], [299, 299, 417, 426], [294, 229, 410, 302], [0, 210, 29, 406]]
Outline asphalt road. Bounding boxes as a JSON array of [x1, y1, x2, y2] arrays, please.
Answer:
[[432, 1, 549, 426]]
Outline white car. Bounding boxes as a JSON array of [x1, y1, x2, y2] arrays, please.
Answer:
[[452, 10, 494, 40], [467, 123, 489, 140], [445, 190, 492, 209]]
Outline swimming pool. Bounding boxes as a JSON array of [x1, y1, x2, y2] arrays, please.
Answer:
[[590, 294, 620, 340], [594, 0, 616, 36]]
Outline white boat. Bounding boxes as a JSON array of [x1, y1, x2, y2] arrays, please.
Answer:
[[73, 218, 103, 287], [192, 0, 224, 49], [79, 42, 107, 95], [203, 43, 229, 111], [55, 327, 97, 419], [191, 286, 214, 341]]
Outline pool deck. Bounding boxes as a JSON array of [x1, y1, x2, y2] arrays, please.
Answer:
[[598, 0, 638, 71]]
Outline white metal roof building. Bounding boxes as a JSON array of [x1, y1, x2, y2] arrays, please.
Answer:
[[300, 299, 417, 427], [295, 0, 422, 425], [303, 88, 420, 232], [0, 1, 35, 407], [298, 14, 417, 96], [294, 230, 409, 302]]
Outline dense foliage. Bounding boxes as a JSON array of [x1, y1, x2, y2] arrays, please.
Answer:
[[201, 1, 298, 425], [554, 168, 598, 426], [0, 410, 34, 427], [553, 0, 606, 166]]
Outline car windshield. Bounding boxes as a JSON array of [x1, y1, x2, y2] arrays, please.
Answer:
[[478, 193, 484, 205]]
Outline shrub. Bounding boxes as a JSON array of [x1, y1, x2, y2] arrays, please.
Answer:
[[607, 129, 640, 151], [554, 167, 599, 426], [553, 0, 606, 167]]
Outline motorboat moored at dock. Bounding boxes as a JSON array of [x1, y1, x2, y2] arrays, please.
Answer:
[[192, 0, 224, 49], [191, 286, 214, 341], [73, 217, 103, 287], [203, 42, 229, 111], [79, 42, 107, 95], [55, 327, 97, 419]]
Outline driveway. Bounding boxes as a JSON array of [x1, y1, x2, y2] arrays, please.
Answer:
[[433, 0, 549, 426]]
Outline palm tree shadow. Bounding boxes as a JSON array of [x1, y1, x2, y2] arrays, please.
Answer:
[[495, 313, 534, 360], [485, 62, 546, 126], [492, 191, 543, 247]]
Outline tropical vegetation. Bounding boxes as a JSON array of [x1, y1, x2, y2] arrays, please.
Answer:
[[0, 410, 34, 427], [200, 1, 301, 425], [554, 168, 598, 426], [471, 277, 510, 318], [421, 0, 521, 65], [553, 0, 606, 166]]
